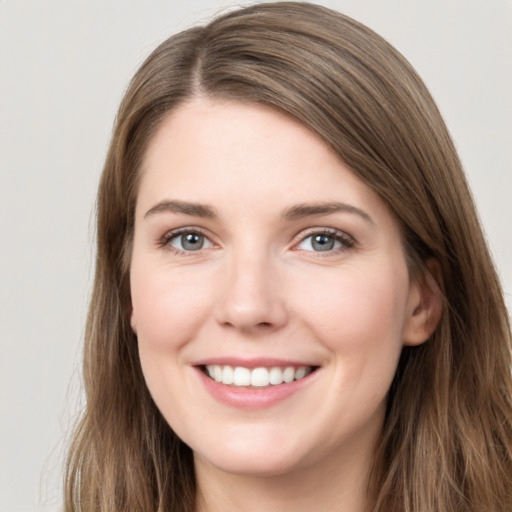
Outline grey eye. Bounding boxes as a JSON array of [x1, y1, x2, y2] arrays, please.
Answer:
[[311, 234, 336, 251], [298, 233, 341, 252], [171, 232, 212, 251]]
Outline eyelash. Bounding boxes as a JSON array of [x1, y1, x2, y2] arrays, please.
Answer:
[[158, 227, 213, 256], [293, 228, 356, 255], [158, 227, 356, 256]]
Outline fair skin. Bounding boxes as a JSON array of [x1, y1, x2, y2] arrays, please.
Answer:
[[130, 98, 439, 512]]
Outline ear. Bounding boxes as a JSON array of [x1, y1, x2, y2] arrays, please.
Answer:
[[130, 308, 137, 335], [403, 259, 444, 346]]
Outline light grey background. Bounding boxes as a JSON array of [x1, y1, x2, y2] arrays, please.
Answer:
[[1, 1, 510, 510]]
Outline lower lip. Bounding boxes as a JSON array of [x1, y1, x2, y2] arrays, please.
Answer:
[[195, 368, 317, 409]]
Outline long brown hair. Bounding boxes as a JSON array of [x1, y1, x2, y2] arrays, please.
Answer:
[[65, 3, 512, 510]]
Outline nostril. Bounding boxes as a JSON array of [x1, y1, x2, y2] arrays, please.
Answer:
[[214, 285, 288, 332]]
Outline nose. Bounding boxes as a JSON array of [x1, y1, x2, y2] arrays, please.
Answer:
[[214, 252, 288, 335]]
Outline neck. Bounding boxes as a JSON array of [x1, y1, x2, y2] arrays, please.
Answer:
[[194, 439, 376, 512]]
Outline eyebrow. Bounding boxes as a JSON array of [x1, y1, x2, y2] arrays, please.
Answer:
[[144, 200, 217, 219], [282, 202, 375, 225], [144, 199, 374, 225]]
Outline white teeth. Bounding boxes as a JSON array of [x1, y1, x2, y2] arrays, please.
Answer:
[[283, 367, 295, 383], [233, 367, 251, 386], [295, 366, 307, 380], [269, 367, 283, 385], [205, 365, 312, 387], [251, 367, 269, 387], [222, 365, 234, 385]]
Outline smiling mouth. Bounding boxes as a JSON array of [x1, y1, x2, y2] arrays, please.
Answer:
[[202, 365, 317, 388]]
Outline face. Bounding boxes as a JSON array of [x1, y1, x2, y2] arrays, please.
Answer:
[[130, 98, 427, 479]]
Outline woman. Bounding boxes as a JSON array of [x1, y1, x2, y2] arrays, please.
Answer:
[[65, 2, 512, 511]]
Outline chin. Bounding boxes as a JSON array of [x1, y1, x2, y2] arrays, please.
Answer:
[[190, 429, 311, 478], [195, 450, 303, 478]]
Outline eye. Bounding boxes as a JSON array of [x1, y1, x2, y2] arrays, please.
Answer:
[[164, 229, 214, 253], [296, 230, 354, 253]]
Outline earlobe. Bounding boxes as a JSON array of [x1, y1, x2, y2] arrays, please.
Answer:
[[130, 309, 137, 335], [403, 260, 444, 346]]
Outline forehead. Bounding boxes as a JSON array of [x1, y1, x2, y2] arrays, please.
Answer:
[[136, 98, 392, 226]]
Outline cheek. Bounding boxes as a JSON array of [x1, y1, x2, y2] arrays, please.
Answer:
[[293, 263, 409, 355], [130, 263, 215, 425], [296, 264, 410, 427], [131, 262, 214, 351]]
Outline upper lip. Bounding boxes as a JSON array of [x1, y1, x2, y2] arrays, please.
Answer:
[[193, 357, 319, 369]]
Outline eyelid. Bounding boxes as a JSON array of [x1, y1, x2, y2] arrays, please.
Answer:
[[292, 227, 356, 252], [157, 225, 355, 255], [158, 226, 217, 254]]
